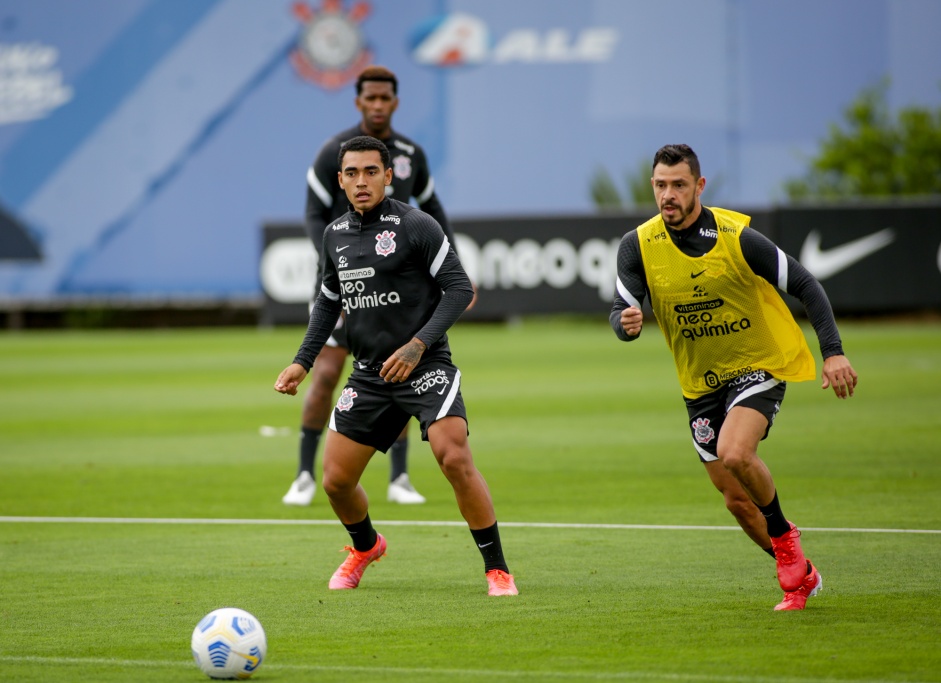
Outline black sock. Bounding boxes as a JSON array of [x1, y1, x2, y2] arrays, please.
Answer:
[[298, 427, 322, 478], [763, 546, 776, 559], [389, 437, 408, 482], [343, 514, 378, 552], [757, 491, 791, 537], [470, 522, 509, 574]]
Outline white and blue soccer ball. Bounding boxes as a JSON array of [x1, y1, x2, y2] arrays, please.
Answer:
[[191, 607, 267, 680]]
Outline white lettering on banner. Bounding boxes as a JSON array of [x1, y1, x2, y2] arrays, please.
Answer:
[[411, 14, 619, 66], [454, 234, 620, 301], [492, 28, 619, 64], [259, 238, 318, 303], [542, 238, 578, 288], [0, 42, 73, 124]]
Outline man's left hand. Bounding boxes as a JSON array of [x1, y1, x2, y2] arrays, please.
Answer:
[[380, 337, 426, 383], [821, 354, 858, 399]]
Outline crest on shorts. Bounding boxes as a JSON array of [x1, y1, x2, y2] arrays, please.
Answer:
[[336, 387, 358, 412], [392, 155, 412, 180], [375, 230, 396, 256], [692, 417, 715, 444]]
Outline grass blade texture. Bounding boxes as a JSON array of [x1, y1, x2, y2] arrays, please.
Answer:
[[1, 319, 939, 682]]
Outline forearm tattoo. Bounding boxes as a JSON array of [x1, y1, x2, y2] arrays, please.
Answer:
[[397, 339, 425, 366]]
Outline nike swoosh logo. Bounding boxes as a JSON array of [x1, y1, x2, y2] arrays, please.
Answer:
[[437, 386, 447, 395], [477, 542, 493, 549], [691, 269, 707, 278], [799, 228, 895, 280], [336, 245, 350, 252]]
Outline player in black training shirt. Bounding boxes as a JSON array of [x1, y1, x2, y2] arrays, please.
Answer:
[[282, 66, 454, 507], [611, 144, 858, 611], [274, 136, 518, 597]]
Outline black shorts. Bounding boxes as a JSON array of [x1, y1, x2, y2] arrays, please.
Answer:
[[328, 357, 468, 453], [683, 370, 786, 463]]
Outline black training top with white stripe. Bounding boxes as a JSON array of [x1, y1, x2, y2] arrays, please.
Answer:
[[293, 197, 474, 372]]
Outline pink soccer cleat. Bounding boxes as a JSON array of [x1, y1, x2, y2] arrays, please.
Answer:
[[775, 561, 822, 611], [328, 533, 387, 590], [486, 569, 519, 596], [771, 522, 808, 592]]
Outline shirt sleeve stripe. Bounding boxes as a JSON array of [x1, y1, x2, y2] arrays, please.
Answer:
[[776, 247, 788, 291], [429, 237, 450, 277], [307, 166, 333, 208], [321, 283, 340, 301], [616, 277, 642, 309], [415, 176, 435, 204]]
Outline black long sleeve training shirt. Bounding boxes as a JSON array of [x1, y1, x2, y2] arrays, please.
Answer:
[[293, 198, 473, 371]]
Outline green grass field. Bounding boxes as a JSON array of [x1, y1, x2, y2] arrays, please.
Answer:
[[1, 318, 939, 682]]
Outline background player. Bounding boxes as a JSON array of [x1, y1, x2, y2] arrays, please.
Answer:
[[283, 65, 456, 507], [611, 144, 858, 610]]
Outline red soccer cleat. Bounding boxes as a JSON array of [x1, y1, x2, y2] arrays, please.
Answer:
[[328, 533, 387, 590], [775, 561, 822, 611], [770, 522, 808, 592], [486, 569, 519, 596]]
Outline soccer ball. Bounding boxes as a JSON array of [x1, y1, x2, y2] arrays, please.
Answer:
[[191, 607, 267, 680]]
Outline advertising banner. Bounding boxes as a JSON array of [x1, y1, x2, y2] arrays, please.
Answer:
[[772, 203, 941, 313], [257, 205, 941, 325]]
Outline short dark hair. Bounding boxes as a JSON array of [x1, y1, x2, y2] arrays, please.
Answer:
[[338, 135, 391, 170], [652, 144, 701, 178], [356, 65, 397, 95]]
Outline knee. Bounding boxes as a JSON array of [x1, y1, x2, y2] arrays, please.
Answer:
[[717, 443, 751, 474], [321, 470, 355, 499], [435, 445, 474, 482], [320, 473, 340, 498]]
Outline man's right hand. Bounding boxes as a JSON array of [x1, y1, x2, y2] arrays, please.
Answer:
[[274, 363, 308, 396], [620, 306, 644, 337]]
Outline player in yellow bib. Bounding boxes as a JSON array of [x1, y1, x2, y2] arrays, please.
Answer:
[[611, 144, 858, 611]]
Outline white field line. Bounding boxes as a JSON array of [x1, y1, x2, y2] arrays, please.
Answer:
[[0, 656, 930, 683], [0, 516, 938, 534]]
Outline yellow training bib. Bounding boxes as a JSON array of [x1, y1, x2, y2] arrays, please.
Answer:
[[637, 208, 815, 398]]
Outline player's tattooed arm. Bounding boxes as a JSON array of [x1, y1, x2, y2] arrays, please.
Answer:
[[380, 337, 427, 383]]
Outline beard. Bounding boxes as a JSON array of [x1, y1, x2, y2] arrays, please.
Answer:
[[660, 195, 696, 228]]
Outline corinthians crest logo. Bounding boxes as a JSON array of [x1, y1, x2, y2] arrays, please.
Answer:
[[290, 0, 373, 90], [336, 387, 358, 412], [375, 230, 396, 256], [691, 417, 716, 445]]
